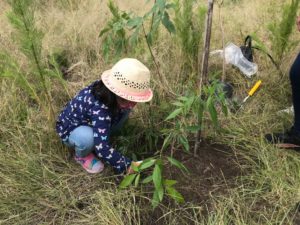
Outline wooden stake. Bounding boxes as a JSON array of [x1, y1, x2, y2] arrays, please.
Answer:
[[200, 0, 214, 86], [194, 0, 214, 155]]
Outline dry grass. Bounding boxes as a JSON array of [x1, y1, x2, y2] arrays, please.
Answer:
[[1, 0, 300, 224]]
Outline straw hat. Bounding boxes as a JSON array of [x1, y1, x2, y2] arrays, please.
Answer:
[[101, 58, 153, 102]]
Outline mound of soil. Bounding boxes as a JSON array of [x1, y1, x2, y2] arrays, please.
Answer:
[[164, 141, 241, 205]]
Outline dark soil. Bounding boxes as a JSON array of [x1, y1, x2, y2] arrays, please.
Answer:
[[143, 141, 242, 225], [165, 141, 241, 205]]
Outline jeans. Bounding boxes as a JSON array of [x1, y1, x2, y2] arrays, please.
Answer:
[[290, 53, 300, 132], [63, 110, 130, 157]]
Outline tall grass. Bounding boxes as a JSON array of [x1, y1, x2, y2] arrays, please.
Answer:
[[268, 0, 300, 66], [0, 79, 143, 224], [1, 0, 300, 224], [173, 0, 206, 72]]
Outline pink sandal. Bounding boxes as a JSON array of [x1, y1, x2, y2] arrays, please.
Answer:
[[75, 153, 104, 174]]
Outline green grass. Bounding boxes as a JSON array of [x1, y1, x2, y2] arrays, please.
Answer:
[[1, 0, 300, 224]]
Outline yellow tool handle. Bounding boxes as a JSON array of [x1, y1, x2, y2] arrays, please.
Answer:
[[248, 80, 262, 96]]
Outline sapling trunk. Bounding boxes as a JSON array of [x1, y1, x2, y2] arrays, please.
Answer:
[[194, 0, 214, 155]]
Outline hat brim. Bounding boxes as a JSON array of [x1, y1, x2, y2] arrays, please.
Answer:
[[101, 70, 153, 103]]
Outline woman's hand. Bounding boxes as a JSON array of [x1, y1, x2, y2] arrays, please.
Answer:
[[297, 16, 300, 32]]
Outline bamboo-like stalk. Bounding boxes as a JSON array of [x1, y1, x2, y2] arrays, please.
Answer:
[[194, 0, 214, 155], [16, 1, 55, 121]]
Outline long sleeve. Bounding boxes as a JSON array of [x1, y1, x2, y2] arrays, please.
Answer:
[[91, 103, 132, 173]]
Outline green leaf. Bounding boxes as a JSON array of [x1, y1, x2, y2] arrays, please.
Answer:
[[134, 173, 141, 187], [146, 32, 153, 45], [165, 108, 182, 120], [99, 27, 111, 37], [197, 103, 204, 125], [129, 26, 140, 46], [185, 96, 195, 112], [121, 12, 130, 20], [140, 159, 156, 170], [162, 12, 176, 34], [221, 101, 228, 117], [151, 16, 161, 34], [157, 184, 164, 201], [178, 96, 189, 101], [119, 174, 137, 189], [112, 21, 124, 32], [153, 164, 162, 190], [143, 10, 153, 20], [207, 97, 218, 127], [156, 0, 166, 11], [166, 186, 184, 203], [127, 17, 143, 28], [152, 189, 160, 208], [161, 133, 172, 150], [141, 175, 153, 184], [186, 125, 201, 133], [153, 163, 164, 202], [167, 157, 189, 173], [172, 101, 184, 107], [163, 179, 177, 187], [178, 135, 189, 152]]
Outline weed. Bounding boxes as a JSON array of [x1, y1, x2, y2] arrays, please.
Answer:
[[250, 0, 300, 76], [268, 0, 300, 64], [173, 0, 206, 71], [4, 0, 68, 121]]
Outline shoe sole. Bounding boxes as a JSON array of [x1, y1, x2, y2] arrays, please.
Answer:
[[276, 143, 300, 148], [75, 160, 105, 174], [85, 165, 104, 174], [86, 168, 104, 174]]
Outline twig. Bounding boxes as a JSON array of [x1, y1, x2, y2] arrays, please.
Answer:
[[141, 23, 176, 97]]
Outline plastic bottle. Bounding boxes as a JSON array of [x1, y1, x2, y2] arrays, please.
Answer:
[[224, 43, 258, 78]]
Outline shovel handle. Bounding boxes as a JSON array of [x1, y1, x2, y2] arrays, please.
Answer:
[[248, 80, 262, 96]]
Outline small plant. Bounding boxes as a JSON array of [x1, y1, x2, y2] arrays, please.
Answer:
[[99, 0, 176, 59], [99, 0, 176, 93], [163, 80, 228, 155], [173, 0, 206, 69], [251, 0, 300, 76], [119, 157, 186, 208], [2, 0, 67, 121], [119, 80, 228, 208], [268, 0, 300, 64], [99, 0, 131, 60]]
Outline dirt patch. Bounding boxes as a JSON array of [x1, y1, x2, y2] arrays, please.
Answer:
[[140, 141, 242, 225], [165, 141, 241, 205]]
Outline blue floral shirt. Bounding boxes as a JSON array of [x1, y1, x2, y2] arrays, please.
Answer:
[[56, 81, 132, 173]]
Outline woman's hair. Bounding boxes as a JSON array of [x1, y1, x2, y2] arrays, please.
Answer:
[[91, 80, 119, 115]]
